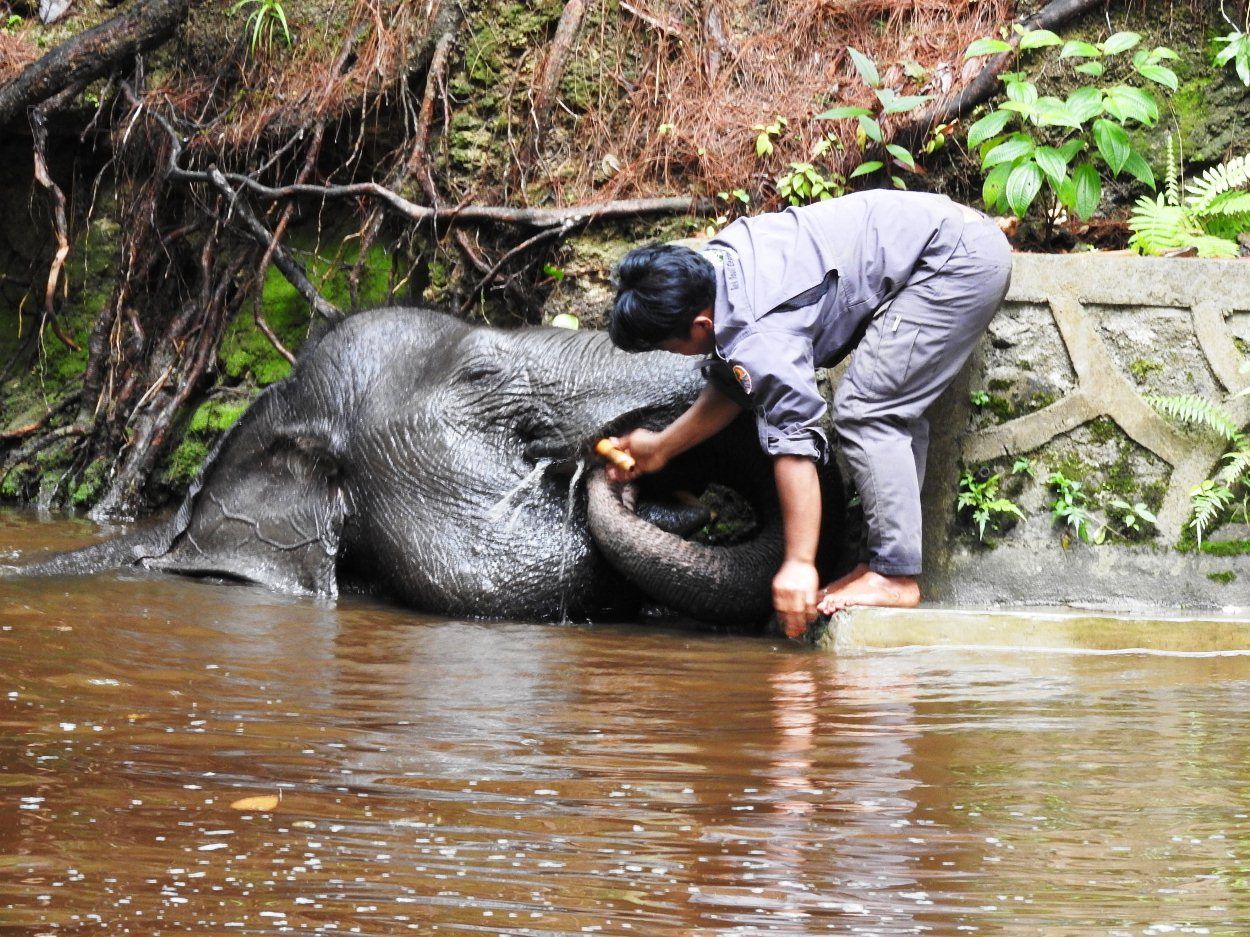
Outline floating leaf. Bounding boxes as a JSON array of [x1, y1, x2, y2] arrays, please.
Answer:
[[231, 794, 280, 811]]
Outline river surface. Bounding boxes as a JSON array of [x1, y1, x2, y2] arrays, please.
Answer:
[[3, 509, 1250, 935]]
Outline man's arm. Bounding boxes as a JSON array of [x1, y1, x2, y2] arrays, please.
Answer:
[[609, 384, 742, 480], [771, 454, 821, 638]]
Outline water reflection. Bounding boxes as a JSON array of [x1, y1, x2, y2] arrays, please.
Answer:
[[3, 509, 1250, 933]]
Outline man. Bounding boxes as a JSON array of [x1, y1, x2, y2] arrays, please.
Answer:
[[605, 189, 1012, 637]]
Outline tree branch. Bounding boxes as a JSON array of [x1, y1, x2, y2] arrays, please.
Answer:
[[0, 0, 191, 127]]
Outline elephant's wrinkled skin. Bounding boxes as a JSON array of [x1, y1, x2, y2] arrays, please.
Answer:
[[6, 307, 847, 624]]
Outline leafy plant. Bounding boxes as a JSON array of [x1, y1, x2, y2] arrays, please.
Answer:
[[958, 470, 1025, 541], [816, 47, 932, 189], [1129, 137, 1250, 257], [1146, 392, 1250, 543], [970, 390, 991, 407], [777, 162, 845, 206], [230, 0, 292, 57], [1109, 498, 1158, 534], [1215, 25, 1250, 86], [964, 27, 1174, 225], [1047, 472, 1105, 543], [753, 116, 787, 158], [3, 13, 22, 31], [1011, 456, 1036, 478]]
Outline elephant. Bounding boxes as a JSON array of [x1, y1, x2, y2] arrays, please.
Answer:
[[5, 306, 848, 625]]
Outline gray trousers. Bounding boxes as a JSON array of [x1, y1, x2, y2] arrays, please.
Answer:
[[833, 217, 1013, 576]]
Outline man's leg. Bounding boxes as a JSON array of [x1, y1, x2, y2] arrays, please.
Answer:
[[820, 218, 1012, 610]]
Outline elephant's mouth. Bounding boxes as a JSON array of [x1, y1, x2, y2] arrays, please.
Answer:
[[581, 414, 816, 625]]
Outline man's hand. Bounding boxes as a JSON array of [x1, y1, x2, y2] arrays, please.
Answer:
[[772, 558, 819, 639], [605, 429, 670, 482]]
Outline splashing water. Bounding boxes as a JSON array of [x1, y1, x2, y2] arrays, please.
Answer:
[[557, 457, 588, 624], [486, 459, 553, 532]]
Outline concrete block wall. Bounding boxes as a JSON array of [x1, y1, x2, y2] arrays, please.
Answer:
[[918, 254, 1250, 610]]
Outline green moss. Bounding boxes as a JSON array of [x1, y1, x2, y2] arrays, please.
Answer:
[[987, 378, 1013, 392], [188, 400, 247, 434], [1026, 390, 1057, 411], [985, 394, 1014, 422], [163, 438, 210, 487], [1, 464, 30, 499], [1129, 359, 1164, 382], [1199, 538, 1250, 557], [1207, 570, 1237, 584], [218, 234, 391, 386], [68, 459, 109, 508], [1089, 417, 1118, 444]]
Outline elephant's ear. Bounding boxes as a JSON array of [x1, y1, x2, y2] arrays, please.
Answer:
[[144, 415, 347, 596]]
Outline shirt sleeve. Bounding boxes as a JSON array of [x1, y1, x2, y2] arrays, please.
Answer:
[[722, 330, 829, 461]]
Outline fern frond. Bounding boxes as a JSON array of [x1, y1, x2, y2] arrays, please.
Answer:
[[1146, 393, 1244, 442], [1185, 154, 1250, 213], [1198, 191, 1250, 217], [1128, 195, 1199, 255], [1190, 234, 1243, 258], [1164, 135, 1181, 207], [1190, 482, 1235, 544], [1216, 445, 1250, 488]]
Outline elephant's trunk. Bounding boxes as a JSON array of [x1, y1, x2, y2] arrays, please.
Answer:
[[585, 469, 783, 623]]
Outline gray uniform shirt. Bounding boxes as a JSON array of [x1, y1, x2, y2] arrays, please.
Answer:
[[702, 190, 968, 461]]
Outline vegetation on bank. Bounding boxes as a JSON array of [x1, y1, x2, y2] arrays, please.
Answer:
[[0, 0, 1247, 547]]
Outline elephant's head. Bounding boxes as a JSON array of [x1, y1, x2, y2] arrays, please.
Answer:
[[16, 307, 846, 624]]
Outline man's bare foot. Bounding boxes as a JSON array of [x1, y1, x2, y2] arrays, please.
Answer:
[[819, 562, 868, 598], [817, 570, 920, 613]]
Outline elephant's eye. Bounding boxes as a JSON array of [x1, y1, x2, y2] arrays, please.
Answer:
[[457, 362, 503, 383]]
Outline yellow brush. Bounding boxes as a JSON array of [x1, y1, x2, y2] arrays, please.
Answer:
[[594, 438, 636, 472]]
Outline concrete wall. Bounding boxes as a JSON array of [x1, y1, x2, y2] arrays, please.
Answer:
[[916, 254, 1249, 610]]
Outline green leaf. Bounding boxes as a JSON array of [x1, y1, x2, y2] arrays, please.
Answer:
[[1005, 162, 1044, 217], [1136, 63, 1178, 90], [982, 134, 1035, 169], [847, 46, 880, 87], [1093, 118, 1131, 174], [885, 144, 916, 169], [1033, 98, 1082, 129], [1065, 87, 1104, 124], [756, 133, 773, 158], [1033, 146, 1069, 187], [881, 94, 931, 115], [1057, 138, 1086, 162], [849, 160, 883, 179], [967, 109, 1014, 148], [816, 106, 872, 120], [965, 38, 1012, 58], [1075, 61, 1105, 77], [1018, 29, 1062, 50], [1103, 85, 1159, 125], [1060, 40, 1102, 59], [1122, 150, 1155, 189], [1072, 162, 1102, 220], [1100, 31, 1142, 56], [858, 115, 883, 143], [982, 162, 1013, 210], [1006, 80, 1039, 105]]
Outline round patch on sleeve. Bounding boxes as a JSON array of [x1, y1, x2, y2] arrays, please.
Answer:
[[732, 363, 753, 395]]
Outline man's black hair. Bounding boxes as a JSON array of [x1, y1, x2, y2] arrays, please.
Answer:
[[609, 243, 716, 352]]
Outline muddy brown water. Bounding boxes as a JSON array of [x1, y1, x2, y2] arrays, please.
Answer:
[[4, 509, 1250, 935]]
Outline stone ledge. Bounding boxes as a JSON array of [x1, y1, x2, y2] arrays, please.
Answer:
[[812, 605, 1250, 655]]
